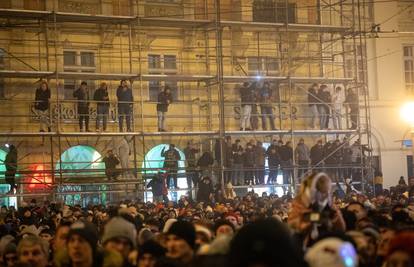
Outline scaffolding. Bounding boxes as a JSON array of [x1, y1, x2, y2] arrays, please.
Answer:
[[0, 0, 373, 205]]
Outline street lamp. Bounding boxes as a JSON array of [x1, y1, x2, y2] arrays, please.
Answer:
[[400, 102, 414, 177]]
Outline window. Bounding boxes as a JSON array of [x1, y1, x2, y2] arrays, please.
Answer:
[[164, 55, 177, 71], [64, 51, 76, 66], [63, 50, 96, 99], [253, 0, 296, 23], [112, 0, 130, 16], [148, 54, 161, 70], [344, 44, 366, 83], [248, 57, 280, 76], [148, 54, 178, 101], [404, 46, 414, 93], [80, 52, 95, 67]]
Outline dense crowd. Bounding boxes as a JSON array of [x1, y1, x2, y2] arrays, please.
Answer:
[[0, 173, 413, 267]]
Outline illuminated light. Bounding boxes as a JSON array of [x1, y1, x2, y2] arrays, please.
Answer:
[[28, 164, 52, 190], [256, 75, 261, 80], [400, 102, 414, 126], [0, 149, 17, 207], [4, 144, 9, 148]]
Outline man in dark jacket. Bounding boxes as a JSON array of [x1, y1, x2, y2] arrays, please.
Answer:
[[240, 82, 254, 131], [254, 141, 266, 184], [147, 171, 168, 203], [345, 88, 358, 129], [317, 84, 331, 129], [266, 140, 280, 184], [34, 81, 51, 132], [232, 141, 244, 186], [73, 81, 90, 132], [308, 83, 319, 129], [184, 141, 200, 192], [279, 141, 293, 193], [243, 143, 255, 185], [310, 140, 324, 172], [197, 176, 214, 203], [5, 145, 17, 194], [157, 86, 173, 132], [93, 82, 110, 132], [259, 81, 275, 130], [116, 80, 133, 132], [102, 150, 120, 181], [197, 151, 214, 179], [161, 144, 181, 189]]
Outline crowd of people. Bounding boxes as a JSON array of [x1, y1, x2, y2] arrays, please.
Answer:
[[33, 80, 360, 133], [0, 172, 413, 267], [139, 135, 370, 194]]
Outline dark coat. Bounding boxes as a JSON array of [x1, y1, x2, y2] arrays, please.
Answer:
[[279, 145, 293, 162], [116, 86, 133, 106], [310, 144, 324, 165], [147, 174, 165, 197], [73, 88, 89, 109], [161, 148, 181, 168], [157, 91, 173, 112], [93, 88, 109, 107], [35, 88, 50, 111], [197, 178, 214, 202]]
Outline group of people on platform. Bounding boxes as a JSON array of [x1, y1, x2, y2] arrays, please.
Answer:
[[33, 80, 360, 133], [238, 81, 359, 131], [0, 172, 413, 267], [34, 80, 173, 132]]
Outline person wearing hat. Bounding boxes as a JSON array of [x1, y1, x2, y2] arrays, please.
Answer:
[[3, 241, 17, 267], [73, 81, 90, 132], [305, 237, 358, 267], [66, 221, 99, 267], [165, 220, 196, 265], [102, 217, 137, 266], [17, 235, 49, 267], [138, 240, 166, 267], [161, 144, 181, 189]]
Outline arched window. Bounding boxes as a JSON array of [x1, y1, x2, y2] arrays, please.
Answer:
[[56, 145, 106, 206], [142, 144, 186, 202]]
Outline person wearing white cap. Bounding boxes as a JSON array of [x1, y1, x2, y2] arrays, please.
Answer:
[[305, 238, 358, 267]]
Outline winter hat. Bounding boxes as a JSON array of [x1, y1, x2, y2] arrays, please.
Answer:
[[167, 220, 196, 249], [229, 218, 304, 267], [138, 240, 166, 259], [138, 228, 154, 246], [195, 224, 212, 242], [162, 218, 177, 233], [386, 231, 414, 263], [68, 221, 99, 250], [305, 238, 358, 267], [3, 242, 16, 256], [102, 217, 137, 248], [19, 225, 40, 237], [214, 219, 235, 235], [0, 235, 14, 255]]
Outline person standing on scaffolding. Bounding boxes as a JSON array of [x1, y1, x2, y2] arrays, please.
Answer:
[[157, 86, 173, 132], [5, 145, 17, 194], [34, 80, 51, 132], [73, 81, 90, 132], [161, 144, 181, 189], [102, 150, 120, 181], [93, 82, 110, 132], [184, 141, 199, 194], [239, 82, 254, 131], [116, 80, 133, 132]]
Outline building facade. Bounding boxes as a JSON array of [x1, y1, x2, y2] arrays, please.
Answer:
[[0, 0, 372, 204]]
